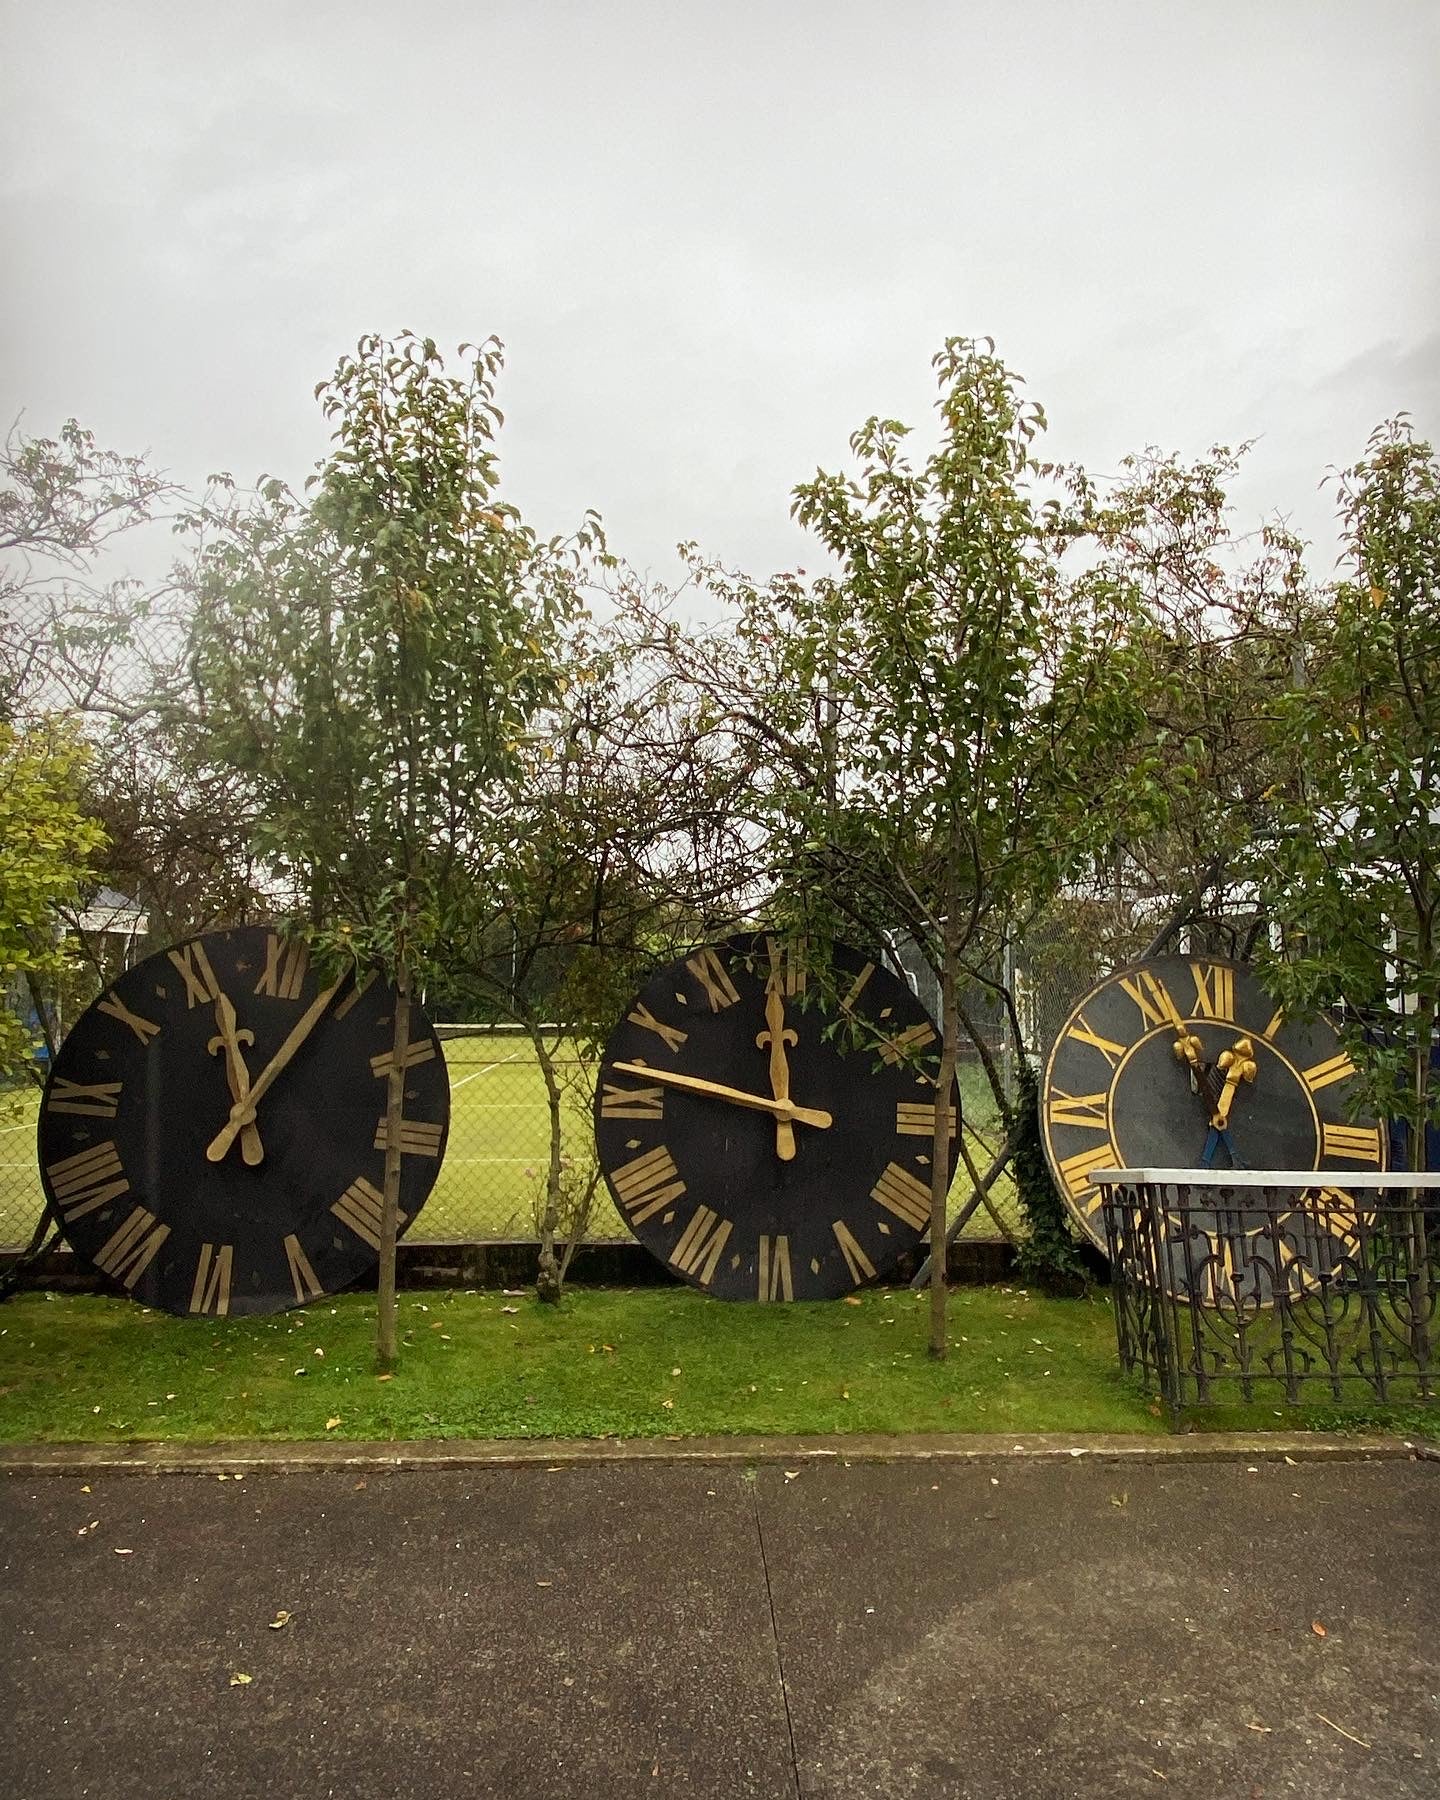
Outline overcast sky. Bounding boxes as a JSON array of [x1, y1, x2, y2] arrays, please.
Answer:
[[3, 0, 1436, 590]]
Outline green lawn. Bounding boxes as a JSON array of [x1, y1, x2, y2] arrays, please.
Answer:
[[1, 1045, 1019, 1248], [0, 1285, 1157, 1441]]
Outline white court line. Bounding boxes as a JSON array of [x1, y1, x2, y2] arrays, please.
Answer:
[[449, 1049, 527, 1092]]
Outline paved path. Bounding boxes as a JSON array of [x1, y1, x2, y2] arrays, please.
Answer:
[[2, 1456, 1436, 1798]]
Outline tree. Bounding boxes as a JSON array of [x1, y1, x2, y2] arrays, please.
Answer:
[[184, 332, 603, 1364], [1259, 420, 1440, 1165], [2, 417, 173, 719], [0, 721, 106, 1083], [679, 339, 1162, 1351]]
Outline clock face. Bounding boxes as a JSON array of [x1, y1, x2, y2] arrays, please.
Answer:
[[37, 926, 449, 1317], [593, 935, 959, 1301], [1041, 954, 1386, 1301]]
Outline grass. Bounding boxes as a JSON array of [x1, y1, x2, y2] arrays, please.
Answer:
[[1, 1284, 1160, 1442], [2, 1285, 1433, 1445], [1, 1043, 1019, 1248]]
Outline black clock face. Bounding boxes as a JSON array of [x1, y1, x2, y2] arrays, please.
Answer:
[[37, 926, 449, 1317], [594, 935, 959, 1301], [1041, 954, 1386, 1300]]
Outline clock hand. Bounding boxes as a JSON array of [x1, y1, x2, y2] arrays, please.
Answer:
[[611, 1060, 833, 1130], [207, 992, 265, 1166], [205, 975, 346, 1164], [1211, 1036, 1257, 1132], [755, 980, 801, 1161]]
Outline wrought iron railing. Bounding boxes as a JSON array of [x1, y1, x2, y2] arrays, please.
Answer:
[[1091, 1169, 1440, 1426]]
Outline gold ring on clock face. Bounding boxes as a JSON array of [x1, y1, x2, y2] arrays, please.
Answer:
[[36, 926, 450, 1317], [1041, 954, 1386, 1304], [593, 934, 960, 1301]]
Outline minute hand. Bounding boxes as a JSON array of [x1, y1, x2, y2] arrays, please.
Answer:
[[611, 1060, 833, 1130], [205, 976, 346, 1163]]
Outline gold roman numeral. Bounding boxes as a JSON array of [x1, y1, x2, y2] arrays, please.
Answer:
[[331, 1176, 406, 1251], [1321, 1122, 1382, 1163], [168, 940, 221, 1008], [189, 1243, 233, 1316], [670, 1205, 733, 1285], [764, 935, 807, 996], [94, 1205, 170, 1288], [369, 1038, 437, 1079], [1065, 1010, 1126, 1069], [46, 1078, 122, 1118], [1058, 1142, 1120, 1208], [255, 933, 309, 1000], [1119, 971, 1181, 1030], [332, 969, 378, 1021], [1303, 1051, 1357, 1093], [840, 962, 876, 1014], [757, 1234, 793, 1301], [625, 1002, 688, 1055], [1046, 1089, 1110, 1131], [896, 1101, 957, 1137], [283, 1233, 323, 1303], [45, 1141, 130, 1221], [832, 1219, 876, 1284], [1262, 1008, 1285, 1041], [871, 1161, 931, 1230], [610, 1144, 687, 1224], [685, 946, 740, 1011], [879, 1023, 937, 1065], [373, 1117, 444, 1157], [97, 991, 160, 1045], [1188, 962, 1236, 1022], [600, 1080, 665, 1120]]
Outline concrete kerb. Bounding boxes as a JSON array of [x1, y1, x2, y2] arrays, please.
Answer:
[[1, 1430, 1435, 1477]]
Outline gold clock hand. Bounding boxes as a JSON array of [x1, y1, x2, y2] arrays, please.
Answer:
[[755, 981, 801, 1160], [205, 976, 346, 1164], [207, 992, 264, 1166], [1211, 1036, 1257, 1130], [611, 1060, 833, 1130]]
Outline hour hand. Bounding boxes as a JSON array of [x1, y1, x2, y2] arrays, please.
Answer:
[[208, 992, 265, 1166]]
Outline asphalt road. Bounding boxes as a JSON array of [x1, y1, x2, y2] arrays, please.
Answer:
[[2, 1456, 1436, 1798]]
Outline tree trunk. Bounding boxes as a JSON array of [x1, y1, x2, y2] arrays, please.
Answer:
[[929, 939, 960, 1360], [376, 962, 411, 1372], [533, 1024, 565, 1304]]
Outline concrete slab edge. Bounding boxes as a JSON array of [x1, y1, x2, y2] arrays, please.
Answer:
[[0, 1431, 1434, 1477]]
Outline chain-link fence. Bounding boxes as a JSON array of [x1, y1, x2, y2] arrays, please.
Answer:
[[2, 894, 1190, 1254]]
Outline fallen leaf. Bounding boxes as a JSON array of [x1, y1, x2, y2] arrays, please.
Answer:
[[325, 1417, 342, 1431], [1311, 1620, 1327, 1638], [783, 1470, 800, 1482], [80, 1485, 91, 1494], [843, 1296, 863, 1306], [670, 1367, 681, 1377], [354, 1479, 367, 1490], [376, 1373, 393, 1382], [841, 1389, 850, 1401], [313, 1348, 324, 1358], [536, 1579, 552, 1587], [113, 1547, 133, 1556], [660, 1398, 674, 1410], [1284, 1455, 1299, 1466], [229, 1672, 252, 1687], [1246, 1722, 1273, 1734], [267, 1610, 294, 1630], [501, 1306, 520, 1315], [1110, 1492, 1129, 1508]]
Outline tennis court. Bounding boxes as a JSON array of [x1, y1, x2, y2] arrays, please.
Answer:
[[0, 1028, 1017, 1249]]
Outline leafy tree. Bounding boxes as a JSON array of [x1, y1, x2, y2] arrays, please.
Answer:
[[1259, 421, 1440, 1163], [680, 339, 1162, 1349], [184, 332, 603, 1363], [0, 721, 106, 1085]]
